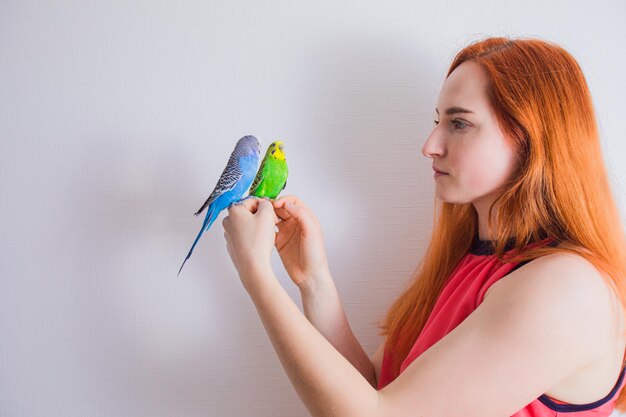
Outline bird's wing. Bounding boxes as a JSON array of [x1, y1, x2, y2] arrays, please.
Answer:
[[194, 154, 243, 216], [248, 157, 267, 196], [280, 163, 288, 192]]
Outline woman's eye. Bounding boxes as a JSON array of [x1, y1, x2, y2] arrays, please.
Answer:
[[433, 119, 468, 130], [452, 119, 468, 129]]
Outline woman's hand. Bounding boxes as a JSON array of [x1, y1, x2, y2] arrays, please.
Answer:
[[272, 195, 331, 293], [222, 197, 280, 291]]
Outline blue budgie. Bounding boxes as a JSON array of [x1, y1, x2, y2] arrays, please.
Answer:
[[178, 135, 261, 276]]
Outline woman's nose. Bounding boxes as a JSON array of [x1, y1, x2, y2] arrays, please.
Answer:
[[421, 130, 445, 158]]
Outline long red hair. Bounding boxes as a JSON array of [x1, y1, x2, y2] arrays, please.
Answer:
[[376, 36, 626, 410]]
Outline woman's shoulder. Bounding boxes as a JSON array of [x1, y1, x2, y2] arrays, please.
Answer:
[[513, 242, 626, 404], [487, 243, 620, 353], [480, 239, 626, 406], [535, 242, 611, 292], [490, 242, 602, 296], [499, 243, 623, 363], [535, 242, 595, 270], [513, 243, 613, 307]]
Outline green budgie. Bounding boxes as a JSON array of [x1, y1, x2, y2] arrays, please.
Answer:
[[248, 141, 288, 199]]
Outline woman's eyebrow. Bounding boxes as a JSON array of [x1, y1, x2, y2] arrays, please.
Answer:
[[435, 106, 474, 115]]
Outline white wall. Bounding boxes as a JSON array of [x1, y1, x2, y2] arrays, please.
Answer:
[[1, 1, 625, 416]]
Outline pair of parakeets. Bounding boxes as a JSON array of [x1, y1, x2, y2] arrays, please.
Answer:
[[177, 135, 288, 276]]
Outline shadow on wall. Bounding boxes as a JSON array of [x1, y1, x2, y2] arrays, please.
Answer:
[[300, 35, 441, 330], [72, 133, 267, 414], [69, 37, 442, 416]]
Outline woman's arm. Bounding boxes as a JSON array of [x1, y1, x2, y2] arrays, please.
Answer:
[[299, 269, 378, 389], [223, 197, 379, 416], [247, 267, 381, 417], [223, 198, 610, 417], [270, 195, 379, 388], [247, 249, 607, 417]]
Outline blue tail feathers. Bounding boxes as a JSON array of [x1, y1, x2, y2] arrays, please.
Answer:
[[177, 204, 220, 276]]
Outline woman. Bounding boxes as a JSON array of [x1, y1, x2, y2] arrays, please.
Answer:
[[222, 37, 626, 417]]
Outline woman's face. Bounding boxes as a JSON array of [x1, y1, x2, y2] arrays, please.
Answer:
[[422, 60, 518, 207]]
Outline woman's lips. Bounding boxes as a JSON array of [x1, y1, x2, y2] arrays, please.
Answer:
[[433, 165, 448, 174]]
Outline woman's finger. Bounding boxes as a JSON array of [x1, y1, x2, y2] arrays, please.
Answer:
[[257, 198, 280, 224], [274, 207, 291, 221], [221, 215, 231, 230], [282, 201, 316, 236], [273, 195, 301, 209], [228, 196, 260, 214]]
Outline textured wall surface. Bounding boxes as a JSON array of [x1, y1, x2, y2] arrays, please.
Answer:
[[1, 1, 625, 416]]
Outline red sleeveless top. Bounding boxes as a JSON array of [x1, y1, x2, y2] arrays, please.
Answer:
[[377, 234, 626, 416]]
